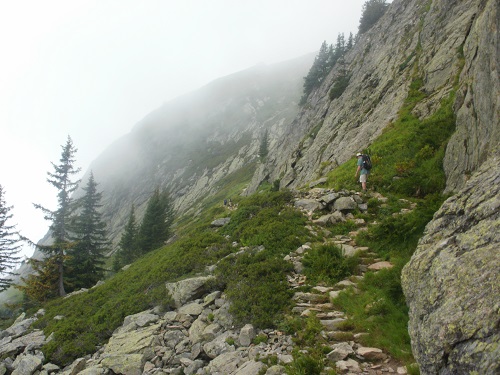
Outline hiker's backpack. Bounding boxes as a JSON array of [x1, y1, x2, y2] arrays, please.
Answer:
[[361, 154, 372, 170]]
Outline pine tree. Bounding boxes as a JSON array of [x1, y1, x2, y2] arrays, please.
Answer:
[[66, 172, 109, 291], [346, 32, 355, 51], [113, 205, 138, 271], [0, 185, 22, 291], [33, 136, 81, 297], [259, 129, 269, 159], [358, 0, 389, 34], [17, 256, 60, 303], [301, 41, 331, 104], [137, 189, 173, 254]]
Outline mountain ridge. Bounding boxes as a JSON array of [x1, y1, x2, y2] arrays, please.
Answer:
[[2, 0, 498, 373]]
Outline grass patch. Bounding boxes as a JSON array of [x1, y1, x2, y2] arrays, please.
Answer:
[[327, 79, 456, 197], [34, 225, 232, 365], [332, 195, 446, 362], [302, 244, 359, 285], [216, 189, 313, 328]]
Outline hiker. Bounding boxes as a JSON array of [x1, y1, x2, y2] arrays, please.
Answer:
[[355, 152, 369, 191]]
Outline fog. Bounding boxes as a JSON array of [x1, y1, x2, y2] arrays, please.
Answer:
[[0, 0, 366, 259]]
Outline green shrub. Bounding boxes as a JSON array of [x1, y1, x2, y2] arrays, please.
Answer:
[[216, 252, 293, 328], [253, 333, 269, 345], [286, 352, 323, 375], [329, 73, 351, 100], [333, 264, 414, 362], [302, 244, 359, 285]]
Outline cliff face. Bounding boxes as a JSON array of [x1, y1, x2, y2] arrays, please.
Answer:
[[401, 154, 500, 374], [248, 0, 499, 194], [10, 0, 498, 372]]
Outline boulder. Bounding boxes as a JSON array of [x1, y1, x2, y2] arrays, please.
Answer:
[[102, 324, 159, 360], [204, 350, 244, 374], [202, 323, 222, 342], [203, 331, 235, 359], [335, 358, 360, 373], [368, 261, 393, 271], [319, 192, 340, 205], [326, 342, 354, 361], [0, 330, 46, 357], [164, 329, 188, 349], [6, 318, 36, 339], [294, 199, 323, 212], [402, 156, 500, 375], [165, 276, 216, 308], [340, 244, 357, 257], [356, 346, 387, 360], [239, 324, 256, 347], [11, 354, 42, 375], [333, 197, 357, 211], [178, 302, 204, 316], [319, 318, 346, 331], [188, 316, 207, 344], [60, 358, 86, 375], [100, 354, 144, 375], [312, 214, 334, 226], [118, 311, 159, 333], [211, 218, 231, 227], [213, 300, 234, 329], [234, 360, 266, 375]]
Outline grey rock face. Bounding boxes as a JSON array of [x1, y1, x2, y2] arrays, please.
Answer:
[[11, 354, 43, 375], [165, 276, 216, 308], [247, 0, 498, 200], [443, 0, 499, 192], [402, 155, 500, 375]]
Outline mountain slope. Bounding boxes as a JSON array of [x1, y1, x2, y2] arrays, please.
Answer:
[[3, 0, 498, 373], [82, 54, 314, 245], [247, 0, 499, 194]]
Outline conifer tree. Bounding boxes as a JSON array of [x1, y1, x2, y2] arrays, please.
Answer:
[[137, 189, 173, 254], [18, 256, 60, 303], [66, 172, 109, 291], [259, 129, 269, 159], [301, 41, 331, 104], [0, 185, 22, 291], [358, 0, 389, 34], [113, 205, 138, 271], [346, 32, 355, 51], [33, 136, 81, 297]]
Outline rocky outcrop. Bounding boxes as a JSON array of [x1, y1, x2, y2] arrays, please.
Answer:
[[247, 0, 499, 195], [0, 291, 295, 375], [402, 155, 500, 375], [443, 0, 499, 191]]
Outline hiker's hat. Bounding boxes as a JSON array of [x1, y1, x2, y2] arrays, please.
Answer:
[[356, 152, 362, 156]]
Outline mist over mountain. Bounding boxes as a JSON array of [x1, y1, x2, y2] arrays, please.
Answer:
[[1, 0, 498, 373], [85, 54, 314, 245]]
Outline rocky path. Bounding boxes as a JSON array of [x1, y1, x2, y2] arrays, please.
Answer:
[[0, 188, 417, 375], [287, 190, 410, 374]]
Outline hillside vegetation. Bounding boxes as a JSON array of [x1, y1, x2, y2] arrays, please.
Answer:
[[24, 60, 456, 373]]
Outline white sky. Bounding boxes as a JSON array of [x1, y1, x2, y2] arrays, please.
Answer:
[[0, 0, 366, 259]]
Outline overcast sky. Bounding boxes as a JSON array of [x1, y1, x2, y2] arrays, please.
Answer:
[[0, 0, 366, 259]]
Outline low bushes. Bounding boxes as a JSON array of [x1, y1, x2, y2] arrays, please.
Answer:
[[302, 244, 359, 285]]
